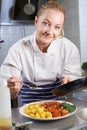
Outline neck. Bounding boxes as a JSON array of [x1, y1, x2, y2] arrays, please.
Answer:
[[36, 42, 50, 53]]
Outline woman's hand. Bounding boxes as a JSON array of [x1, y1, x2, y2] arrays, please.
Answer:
[[62, 77, 73, 84], [7, 76, 23, 99]]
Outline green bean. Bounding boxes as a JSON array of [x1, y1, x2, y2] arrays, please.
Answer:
[[61, 102, 76, 112]]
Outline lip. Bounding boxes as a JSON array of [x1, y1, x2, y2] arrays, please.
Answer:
[[44, 35, 52, 39], [43, 33, 53, 39]]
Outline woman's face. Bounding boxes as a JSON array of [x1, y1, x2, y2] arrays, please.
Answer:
[[35, 8, 64, 45]]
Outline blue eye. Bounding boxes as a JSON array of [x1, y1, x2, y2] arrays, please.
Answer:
[[55, 26, 61, 30], [42, 21, 49, 26]]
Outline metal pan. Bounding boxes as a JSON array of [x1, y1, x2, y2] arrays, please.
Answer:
[[24, 0, 35, 15], [52, 76, 87, 97]]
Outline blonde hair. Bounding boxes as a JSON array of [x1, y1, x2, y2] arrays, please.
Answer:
[[60, 28, 64, 37], [37, 1, 66, 20], [37, 1, 65, 37]]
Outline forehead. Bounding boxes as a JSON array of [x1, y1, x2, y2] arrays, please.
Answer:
[[38, 8, 64, 25]]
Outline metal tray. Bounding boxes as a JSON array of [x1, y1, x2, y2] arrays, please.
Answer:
[[52, 76, 87, 97]]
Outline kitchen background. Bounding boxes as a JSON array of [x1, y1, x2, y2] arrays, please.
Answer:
[[0, 0, 87, 67]]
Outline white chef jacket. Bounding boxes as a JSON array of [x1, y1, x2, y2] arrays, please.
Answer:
[[1, 32, 81, 84], [0, 32, 81, 104]]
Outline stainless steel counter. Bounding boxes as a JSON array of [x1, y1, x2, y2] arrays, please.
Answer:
[[12, 95, 87, 130]]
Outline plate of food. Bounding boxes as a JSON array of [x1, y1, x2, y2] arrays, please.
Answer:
[[19, 100, 76, 121]]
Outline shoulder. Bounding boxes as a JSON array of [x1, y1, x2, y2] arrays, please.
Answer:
[[9, 32, 36, 51], [55, 37, 78, 50]]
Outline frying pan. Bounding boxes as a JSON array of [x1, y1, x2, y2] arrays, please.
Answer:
[[24, 0, 35, 15], [52, 76, 87, 97]]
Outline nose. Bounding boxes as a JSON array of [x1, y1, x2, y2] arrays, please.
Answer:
[[47, 26, 54, 34]]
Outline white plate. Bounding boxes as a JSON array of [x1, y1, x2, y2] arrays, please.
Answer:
[[19, 100, 77, 121]]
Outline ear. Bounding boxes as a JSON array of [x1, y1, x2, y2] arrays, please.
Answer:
[[35, 16, 38, 26]]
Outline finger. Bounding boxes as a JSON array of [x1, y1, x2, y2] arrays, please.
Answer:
[[62, 79, 68, 84], [62, 77, 73, 84], [7, 77, 22, 87], [9, 82, 22, 90], [8, 76, 20, 83], [10, 86, 20, 92]]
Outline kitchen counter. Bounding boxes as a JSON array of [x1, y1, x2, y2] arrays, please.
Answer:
[[12, 95, 87, 130], [1, 20, 34, 26]]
